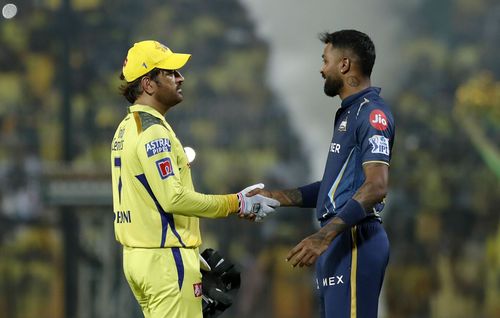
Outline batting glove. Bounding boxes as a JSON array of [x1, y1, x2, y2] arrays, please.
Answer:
[[237, 183, 280, 220], [200, 253, 211, 272]]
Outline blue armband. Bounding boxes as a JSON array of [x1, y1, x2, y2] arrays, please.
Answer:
[[298, 181, 321, 208], [336, 199, 366, 226]]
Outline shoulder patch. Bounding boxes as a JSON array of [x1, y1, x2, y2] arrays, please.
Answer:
[[369, 109, 389, 131], [368, 135, 390, 155], [145, 138, 171, 157], [137, 112, 166, 132], [156, 157, 174, 179]]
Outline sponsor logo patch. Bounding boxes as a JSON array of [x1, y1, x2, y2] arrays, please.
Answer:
[[369, 109, 388, 130], [146, 138, 171, 157], [193, 283, 202, 297], [156, 157, 174, 179], [369, 135, 390, 155], [316, 275, 345, 289]]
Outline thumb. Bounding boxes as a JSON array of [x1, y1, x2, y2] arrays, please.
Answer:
[[246, 188, 263, 197], [250, 183, 265, 190], [242, 183, 265, 194]]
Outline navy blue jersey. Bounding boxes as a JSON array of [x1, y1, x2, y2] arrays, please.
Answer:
[[315, 87, 395, 222]]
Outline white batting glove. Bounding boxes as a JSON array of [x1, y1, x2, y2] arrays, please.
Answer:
[[237, 183, 280, 220]]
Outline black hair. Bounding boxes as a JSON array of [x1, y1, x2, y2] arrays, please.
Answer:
[[319, 30, 376, 77], [119, 68, 162, 104]]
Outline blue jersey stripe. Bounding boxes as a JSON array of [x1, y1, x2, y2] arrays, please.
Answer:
[[118, 177, 122, 204], [171, 247, 184, 290], [115, 157, 123, 204], [135, 174, 168, 247], [165, 214, 186, 247], [135, 174, 186, 248]]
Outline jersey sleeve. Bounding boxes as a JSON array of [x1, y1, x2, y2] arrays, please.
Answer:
[[357, 105, 395, 165], [298, 181, 321, 208], [136, 125, 239, 218]]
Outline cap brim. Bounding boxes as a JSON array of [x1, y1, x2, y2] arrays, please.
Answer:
[[157, 53, 191, 70]]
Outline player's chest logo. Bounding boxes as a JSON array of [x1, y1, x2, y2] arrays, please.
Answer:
[[338, 117, 348, 132], [338, 111, 350, 132]]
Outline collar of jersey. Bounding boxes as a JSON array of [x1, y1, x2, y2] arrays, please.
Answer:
[[340, 86, 381, 108], [128, 104, 166, 121]]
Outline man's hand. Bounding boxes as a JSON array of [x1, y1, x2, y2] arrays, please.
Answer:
[[286, 232, 330, 267], [237, 183, 280, 221], [286, 217, 347, 267]]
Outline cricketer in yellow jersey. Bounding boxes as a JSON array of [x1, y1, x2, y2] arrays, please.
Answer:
[[111, 40, 280, 318]]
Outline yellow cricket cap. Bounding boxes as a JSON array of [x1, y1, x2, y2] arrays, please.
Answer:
[[122, 40, 191, 82]]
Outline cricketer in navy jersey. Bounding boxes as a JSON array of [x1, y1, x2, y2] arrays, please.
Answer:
[[247, 30, 394, 318], [312, 86, 393, 318]]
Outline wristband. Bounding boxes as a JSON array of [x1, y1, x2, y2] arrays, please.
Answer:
[[336, 199, 366, 226], [237, 193, 245, 212]]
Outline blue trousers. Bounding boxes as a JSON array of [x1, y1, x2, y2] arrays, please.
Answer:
[[316, 219, 389, 318]]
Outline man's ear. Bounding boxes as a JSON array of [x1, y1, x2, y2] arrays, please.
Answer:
[[340, 57, 351, 74], [141, 76, 155, 95]]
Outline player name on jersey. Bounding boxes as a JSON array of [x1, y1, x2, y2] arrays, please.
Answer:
[[115, 210, 132, 223]]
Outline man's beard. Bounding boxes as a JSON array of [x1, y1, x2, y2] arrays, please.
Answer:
[[156, 80, 183, 107], [324, 76, 343, 97]]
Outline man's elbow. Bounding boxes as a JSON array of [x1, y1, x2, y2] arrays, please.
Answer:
[[162, 188, 185, 213]]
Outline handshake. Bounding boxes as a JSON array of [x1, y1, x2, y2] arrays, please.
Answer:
[[237, 183, 280, 222]]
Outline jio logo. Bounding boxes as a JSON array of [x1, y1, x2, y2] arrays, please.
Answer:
[[369, 109, 388, 131]]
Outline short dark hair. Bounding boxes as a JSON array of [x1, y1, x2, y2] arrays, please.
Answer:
[[119, 68, 162, 103], [319, 30, 376, 77]]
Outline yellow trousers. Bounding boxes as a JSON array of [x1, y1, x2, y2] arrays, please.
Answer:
[[123, 246, 202, 318]]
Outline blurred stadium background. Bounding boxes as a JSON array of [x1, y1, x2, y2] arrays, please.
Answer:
[[0, 0, 499, 317]]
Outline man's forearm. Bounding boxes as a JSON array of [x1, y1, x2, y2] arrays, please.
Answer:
[[269, 189, 303, 207], [352, 180, 387, 211], [317, 216, 349, 244]]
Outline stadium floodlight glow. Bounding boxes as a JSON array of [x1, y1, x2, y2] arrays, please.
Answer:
[[2, 3, 17, 19]]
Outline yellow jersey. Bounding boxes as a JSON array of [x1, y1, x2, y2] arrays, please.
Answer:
[[111, 105, 239, 248]]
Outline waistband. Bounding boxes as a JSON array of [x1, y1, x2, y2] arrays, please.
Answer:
[[123, 245, 198, 252]]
